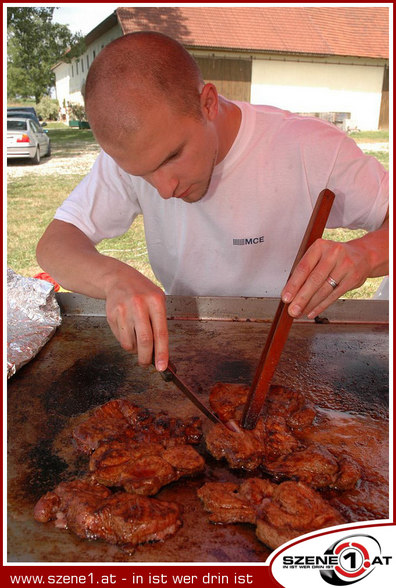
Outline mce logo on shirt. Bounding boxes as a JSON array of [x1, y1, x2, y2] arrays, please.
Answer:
[[233, 235, 265, 246]]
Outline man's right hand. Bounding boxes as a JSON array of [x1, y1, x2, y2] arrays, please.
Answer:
[[36, 220, 169, 371], [103, 269, 168, 370]]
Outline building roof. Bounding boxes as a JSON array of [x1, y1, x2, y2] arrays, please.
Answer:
[[115, 6, 389, 59]]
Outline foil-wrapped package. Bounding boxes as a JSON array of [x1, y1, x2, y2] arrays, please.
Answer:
[[7, 268, 62, 378]]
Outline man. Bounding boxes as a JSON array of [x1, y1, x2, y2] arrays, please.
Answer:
[[36, 32, 389, 372]]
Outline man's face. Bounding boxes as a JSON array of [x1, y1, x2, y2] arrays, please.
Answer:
[[101, 100, 219, 203]]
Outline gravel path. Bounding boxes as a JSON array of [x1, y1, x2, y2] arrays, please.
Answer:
[[6, 144, 101, 179]]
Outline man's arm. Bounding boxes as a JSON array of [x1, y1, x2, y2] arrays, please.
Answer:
[[281, 209, 389, 319], [36, 219, 169, 370]]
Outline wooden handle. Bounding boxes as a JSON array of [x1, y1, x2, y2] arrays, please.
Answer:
[[241, 189, 335, 429]]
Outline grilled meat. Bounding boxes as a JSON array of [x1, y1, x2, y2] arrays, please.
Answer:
[[205, 383, 360, 490], [73, 398, 202, 454], [89, 439, 205, 495], [198, 478, 344, 550], [256, 480, 344, 549], [209, 383, 316, 430], [265, 445, 361, 490], [205, 425, 265, 470], [34, 479, 182, 551]]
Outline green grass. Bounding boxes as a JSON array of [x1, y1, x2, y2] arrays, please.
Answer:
[[349, 130, 389, 142], [7, 127, 388, 297]]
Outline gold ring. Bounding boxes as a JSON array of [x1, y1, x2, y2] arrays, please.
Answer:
[[327, 276, 338, 289]]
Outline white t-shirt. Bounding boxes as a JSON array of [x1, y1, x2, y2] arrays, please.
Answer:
[[54, 102, 388, 297]]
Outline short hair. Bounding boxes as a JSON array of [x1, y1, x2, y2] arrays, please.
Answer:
[[84, 31, 204, 141]]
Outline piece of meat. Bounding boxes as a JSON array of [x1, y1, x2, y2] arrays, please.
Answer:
[[265, 445, 361, 490], [205, 416, 301, 471], [256, 480, 344, 549], [197, 478, 343, 550], [209, 383, 250, 423], [197, 482, 256, 524], [72, 399, 150, 453], [34, 479, 182, 551], [73, 399, 202, 454], [34, 479, 111, 525], [265, 385, 316, 430], [205, 383, 360, 491], [90, 439, 205, 495], [256, 416, 302, 461], [205, 424, 265, 470], [208, 382, 316, 430], [123, 412, 203, 447]]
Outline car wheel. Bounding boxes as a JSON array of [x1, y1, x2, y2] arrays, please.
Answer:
[[32, 146, 41, 165], [45, 141, 51, 157]]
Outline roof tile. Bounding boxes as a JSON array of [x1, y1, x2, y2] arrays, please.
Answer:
[[116, 6, 388, 59]]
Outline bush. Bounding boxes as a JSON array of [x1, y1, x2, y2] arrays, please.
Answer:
[[68, 102, 87, 122], [36, 96, 59, 121]]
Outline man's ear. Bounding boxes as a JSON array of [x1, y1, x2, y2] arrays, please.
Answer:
[[200, 83, 219, 121]]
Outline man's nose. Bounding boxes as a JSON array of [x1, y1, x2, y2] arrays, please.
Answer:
[[152, 169, 179, 199]]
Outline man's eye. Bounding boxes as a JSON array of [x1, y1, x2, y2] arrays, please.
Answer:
[[167, 151, 180, 163]]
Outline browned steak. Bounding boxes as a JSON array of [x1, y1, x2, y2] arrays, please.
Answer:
[[73, 398, 202, 454], [34, 479, 182, 551], [198, 478, 344, 550], [89, 439, 205, 495], [205, 383, 360, 490]]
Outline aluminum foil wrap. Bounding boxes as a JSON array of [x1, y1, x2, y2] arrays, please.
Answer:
[[7, 269, 62, 378]]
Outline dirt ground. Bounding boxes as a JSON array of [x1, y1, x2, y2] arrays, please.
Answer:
[[6, 143, 101, 179]]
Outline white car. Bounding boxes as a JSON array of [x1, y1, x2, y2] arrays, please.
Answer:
[[7, 117, 51, 164]]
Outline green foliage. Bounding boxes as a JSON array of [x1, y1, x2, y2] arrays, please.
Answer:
[[36, 96, 59, 121], [67, 102, 87, 122], [7, 7, 85, 103]]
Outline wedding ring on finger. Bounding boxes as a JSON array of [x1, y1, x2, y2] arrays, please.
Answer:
[[326, 276, 338, 289]]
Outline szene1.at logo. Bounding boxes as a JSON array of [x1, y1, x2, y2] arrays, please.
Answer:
[[319, 534, 391, 585]]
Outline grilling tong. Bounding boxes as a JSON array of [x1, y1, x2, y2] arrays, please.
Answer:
[[155, 189, 335, 431]]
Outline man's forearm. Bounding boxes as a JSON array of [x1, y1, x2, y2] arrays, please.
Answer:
[[344, 216, 389, 279], [36, 219, 131, 298]]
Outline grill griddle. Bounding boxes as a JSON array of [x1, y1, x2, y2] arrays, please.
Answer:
[[7, 295, 389, 562]]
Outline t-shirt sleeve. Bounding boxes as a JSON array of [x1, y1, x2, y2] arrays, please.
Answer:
[[54, 150, 142, 244], [326, 135, 389, 231]]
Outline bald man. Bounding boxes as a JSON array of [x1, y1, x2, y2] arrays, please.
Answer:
[[37, 32, 389, 372]]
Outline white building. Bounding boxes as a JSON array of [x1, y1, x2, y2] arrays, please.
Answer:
[[53, 6, 389, 130]]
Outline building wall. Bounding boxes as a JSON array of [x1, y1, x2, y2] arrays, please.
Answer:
[[251, 56, 386, 130], [54, 24, 123, 114], [53, 27, 387, 130], [194, 55, 252, 102]]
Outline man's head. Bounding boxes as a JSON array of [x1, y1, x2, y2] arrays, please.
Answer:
[[85, 31, 205, 143], [84, 31, 220, 202]]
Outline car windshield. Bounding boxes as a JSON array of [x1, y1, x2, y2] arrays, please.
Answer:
[[8, 112, 34, 119], [8, 120, 27, 131]]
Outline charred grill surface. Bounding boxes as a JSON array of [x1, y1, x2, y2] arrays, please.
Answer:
[[7, 310, 388, 562]]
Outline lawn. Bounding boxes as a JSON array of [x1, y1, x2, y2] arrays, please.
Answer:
[[7, 124, 388, 298]]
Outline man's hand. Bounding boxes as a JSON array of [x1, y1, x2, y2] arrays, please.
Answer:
[[37, 220, 169, 370], [281, 214, 389, 319], [103, 271, 168, 371]]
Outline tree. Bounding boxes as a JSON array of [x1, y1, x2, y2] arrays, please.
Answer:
[[7, 7, 84, 103]]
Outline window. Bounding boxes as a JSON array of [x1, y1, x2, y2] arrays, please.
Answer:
[[71, 64, 74, 77], [76, 60, 79, 75], [81, 59, 84, 73], [7, 120, 27, 131], [86, 55, 90, 69], [93, 50, 96, 59]]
